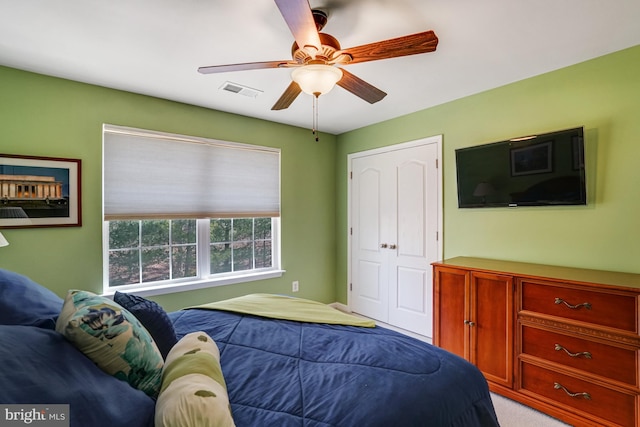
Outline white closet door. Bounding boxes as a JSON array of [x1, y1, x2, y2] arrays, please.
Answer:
[[349, 137, 441, 337], [351, 153, 390, 322], [387, 143, 439, 336]]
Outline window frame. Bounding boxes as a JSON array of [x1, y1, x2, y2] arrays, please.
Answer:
[[102, 218, 282, 297]]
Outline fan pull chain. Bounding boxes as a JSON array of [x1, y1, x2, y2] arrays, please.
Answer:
[[313, 93, 320, 142]]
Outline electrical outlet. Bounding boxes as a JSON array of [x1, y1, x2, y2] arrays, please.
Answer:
[[292, 280, 299, 292]]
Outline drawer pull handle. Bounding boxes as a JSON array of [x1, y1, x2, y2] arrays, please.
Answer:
[[554, 298, 592, 310], [554, 382, 591, 400], [554, 344, 592, 359]]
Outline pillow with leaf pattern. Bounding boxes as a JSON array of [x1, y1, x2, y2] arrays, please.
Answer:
[[55, 290, 164, 398]]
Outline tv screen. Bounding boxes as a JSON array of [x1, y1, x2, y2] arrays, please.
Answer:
[[455, 127, 586, 208]]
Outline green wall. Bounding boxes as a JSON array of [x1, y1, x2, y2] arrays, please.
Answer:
[[2, 44, 638, 311], [0, 66, 337, 311], [335, 44, 640, 303]]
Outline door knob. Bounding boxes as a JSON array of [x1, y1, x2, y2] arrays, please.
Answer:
[[389, 244, 397, 249], [380, 243, 388, 248]]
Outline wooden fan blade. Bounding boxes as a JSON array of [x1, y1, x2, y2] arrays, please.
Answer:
[[342, 30, 438, 65], [198, 61, 290, 74], [272, 81, 302, 110], [337, 69, 387, 104], [274, 0, 321, 51]]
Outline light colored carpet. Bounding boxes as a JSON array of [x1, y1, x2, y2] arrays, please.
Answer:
[[491, 393, 572, 427]]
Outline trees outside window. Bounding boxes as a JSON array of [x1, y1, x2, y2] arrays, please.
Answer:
[[108, 218, 273, 287]]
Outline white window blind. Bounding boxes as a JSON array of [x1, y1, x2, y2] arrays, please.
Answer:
[[103, 124, 280, 220]]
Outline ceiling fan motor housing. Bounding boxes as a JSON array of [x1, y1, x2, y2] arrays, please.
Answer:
[[291, 32, 342, 63]]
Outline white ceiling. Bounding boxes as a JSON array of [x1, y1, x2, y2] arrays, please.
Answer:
[[1, 0, 639, 135]]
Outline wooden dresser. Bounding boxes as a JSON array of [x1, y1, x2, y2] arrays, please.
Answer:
[[433, 257, 640, 427]]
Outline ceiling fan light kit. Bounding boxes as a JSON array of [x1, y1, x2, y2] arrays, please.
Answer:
[[291, 64, 342, 96], [198, 0, 438, 136]]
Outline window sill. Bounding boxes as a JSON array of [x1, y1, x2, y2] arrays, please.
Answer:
[[103, 269, 285, 298]]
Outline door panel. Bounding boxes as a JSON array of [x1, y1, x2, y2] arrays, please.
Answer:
[[396, 267, 426, 313], [472, 272, 514, 387], [358, 260, 382, 300], [433, 267, 468, 358], [397, 160, 425, 257], [389, 144, 438, 337], [358, 168, 381, 251], [351, 157, 388, 321]]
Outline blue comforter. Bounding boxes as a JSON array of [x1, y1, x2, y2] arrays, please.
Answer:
[[170, 309, 499, 427]]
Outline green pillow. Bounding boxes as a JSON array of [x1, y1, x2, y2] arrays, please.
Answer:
[[55, 290, 164, 398], [155, 332, 234, 427]]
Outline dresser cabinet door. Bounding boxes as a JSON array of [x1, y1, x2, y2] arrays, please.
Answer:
[[471, 272, 514, 388], [434, 266, 514, 388], [433, 266, 469, 359]]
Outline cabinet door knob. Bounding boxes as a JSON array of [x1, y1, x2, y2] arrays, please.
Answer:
[[463, 320, 475, 327], [380, 243, 388, 248], [389, 244, 397, 250]]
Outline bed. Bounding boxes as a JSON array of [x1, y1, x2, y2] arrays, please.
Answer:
[[0, 269, 499, 427]]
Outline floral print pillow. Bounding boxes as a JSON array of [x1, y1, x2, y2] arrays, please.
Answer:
[[56, 290, 164, 398]]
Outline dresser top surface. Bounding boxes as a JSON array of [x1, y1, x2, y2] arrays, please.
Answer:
[[433, 257, 640, 290]]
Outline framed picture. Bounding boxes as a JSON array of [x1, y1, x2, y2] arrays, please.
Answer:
[[0, 154, 81, 228], [510, 141, 553, 176]]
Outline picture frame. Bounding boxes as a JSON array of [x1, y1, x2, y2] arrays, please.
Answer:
[[510, 141, 553, 176], [0, 154, 81, 228]]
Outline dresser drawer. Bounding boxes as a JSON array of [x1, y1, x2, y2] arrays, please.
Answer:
[[520, 362, 636, 426], [520, 279, 638, 332], [521, 325, 638, 386]]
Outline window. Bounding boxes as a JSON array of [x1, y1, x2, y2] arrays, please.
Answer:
[[108, 219, 198, 286], [103, 125, 282, 295], [210, 218, 273, 273]]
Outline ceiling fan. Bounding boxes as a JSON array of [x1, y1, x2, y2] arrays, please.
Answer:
[[197, 0, 439, 111]]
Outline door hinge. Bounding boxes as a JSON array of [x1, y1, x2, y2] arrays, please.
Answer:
[[436, 231, 439, 241], [350, 227, 352, 235], [350, 283, 352, 291], [435, 158, 439, 168], [350, 171, 352, 179]]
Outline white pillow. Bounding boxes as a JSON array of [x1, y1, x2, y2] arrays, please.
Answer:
[[155, 332, 235, 427]]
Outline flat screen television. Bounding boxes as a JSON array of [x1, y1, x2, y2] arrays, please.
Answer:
[[455, 127, 586, 208]]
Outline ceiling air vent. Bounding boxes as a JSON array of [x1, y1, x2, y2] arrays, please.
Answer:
[[219, 81, 263, 98]]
